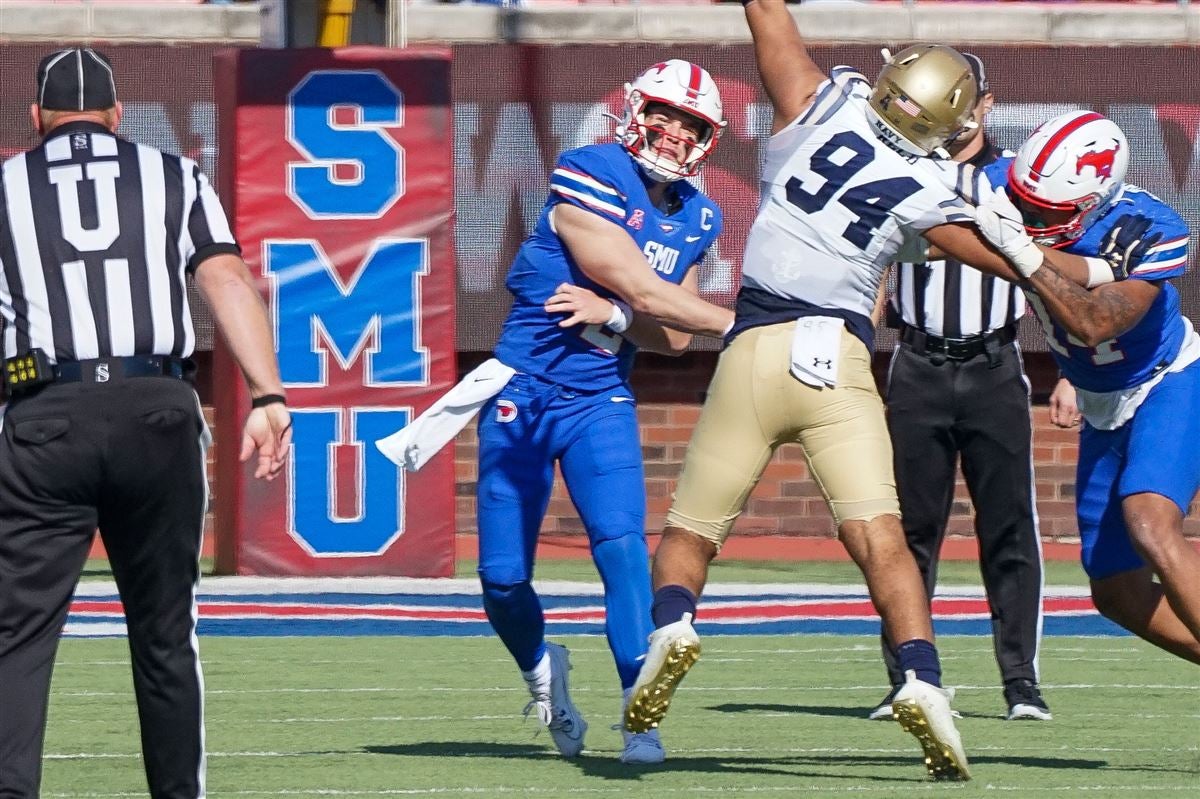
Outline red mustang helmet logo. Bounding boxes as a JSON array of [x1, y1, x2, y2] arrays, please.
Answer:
[[1076, 144, 1121, 180]]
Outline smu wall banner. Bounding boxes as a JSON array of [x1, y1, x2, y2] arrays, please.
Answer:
[[212, 48, 455, 576]]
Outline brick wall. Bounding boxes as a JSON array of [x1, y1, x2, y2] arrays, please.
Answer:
[[450, 351, 1200, 541], [195, 349, 1200, 550]]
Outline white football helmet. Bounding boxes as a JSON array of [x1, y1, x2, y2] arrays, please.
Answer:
[[1008, 110, 1129, 247], [616, 60, 726, 182]]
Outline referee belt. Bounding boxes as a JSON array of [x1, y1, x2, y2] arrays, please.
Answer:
[[899, 323, 1017, 362], [55, 355, 192, 384]]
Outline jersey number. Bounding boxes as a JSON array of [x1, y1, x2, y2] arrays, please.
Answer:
[[581, 324, 623, 356], [1028, 295, 1125, 366], [784, 131, 922, 248]]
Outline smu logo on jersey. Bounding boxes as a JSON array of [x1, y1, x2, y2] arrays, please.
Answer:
[[643, 241, 680, 276], [273, 67, 432, 558]]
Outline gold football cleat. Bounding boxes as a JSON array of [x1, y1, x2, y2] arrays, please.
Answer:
[[623, 614, 701, 734]]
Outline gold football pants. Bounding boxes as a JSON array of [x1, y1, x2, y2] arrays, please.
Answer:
[[667, 321, 900, 550]]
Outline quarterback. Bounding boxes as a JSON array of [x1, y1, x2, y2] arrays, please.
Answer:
[[477, 59, 733, 766]]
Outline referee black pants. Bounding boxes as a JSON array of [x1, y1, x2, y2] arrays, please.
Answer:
[[881, 342, 1044, 690], [0, 377, 209, 799]]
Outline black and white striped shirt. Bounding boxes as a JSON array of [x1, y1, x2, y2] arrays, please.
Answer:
[[0, 120, 239, 362], [890, 142, 1025, 339]]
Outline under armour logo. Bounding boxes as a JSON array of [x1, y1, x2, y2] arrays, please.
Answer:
[[812, 358, 832, 369], [94, 363, 110, 383]]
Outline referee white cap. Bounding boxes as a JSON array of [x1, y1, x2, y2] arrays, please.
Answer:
[[36, 47, 118, 111]]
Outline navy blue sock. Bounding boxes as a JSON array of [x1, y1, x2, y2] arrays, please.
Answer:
[[651, 584, 697, 628], [481, 580, 545, 672], [895, 639, 942, 687]]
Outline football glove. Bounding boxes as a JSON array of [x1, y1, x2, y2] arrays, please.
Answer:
[[1098, 214, 1162, 281], [974, 192, 1044, 278]]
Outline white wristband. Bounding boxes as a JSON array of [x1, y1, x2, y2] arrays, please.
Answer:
[[607, 299, 632, 333], [1084, 256, 1115, 288]]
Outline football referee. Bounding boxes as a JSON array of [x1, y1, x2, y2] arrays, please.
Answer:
[[872, 55, 1050, 722], [0, 48, 291, 798]]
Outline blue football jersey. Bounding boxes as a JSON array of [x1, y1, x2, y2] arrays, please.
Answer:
[[493, 142, 722, 390], [990, 158, 1191, 393]]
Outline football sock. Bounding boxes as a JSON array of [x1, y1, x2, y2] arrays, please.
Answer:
[[895, 638, 942, 687], [481, 580, 545, 673], [521, 648, 552, 697], [592, 534, 653, 689], [651, 584, 698, 628]]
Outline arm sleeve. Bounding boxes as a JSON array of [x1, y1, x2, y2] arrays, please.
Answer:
[[790, 66, 870, 129], [546, 148, 630, 223], [185, 159, 241, 273]]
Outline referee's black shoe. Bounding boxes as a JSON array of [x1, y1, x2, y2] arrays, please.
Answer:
[[1004, 678, 1053, 721]]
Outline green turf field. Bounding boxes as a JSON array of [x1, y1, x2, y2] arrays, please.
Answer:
[[44, 633, 1198, 797], [81, 557, 1092, 586], [461, 556, 1092, 587]]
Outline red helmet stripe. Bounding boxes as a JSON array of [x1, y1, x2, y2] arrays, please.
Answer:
[[687, 62, 702, 100], [1029, 111, 1105, 176]]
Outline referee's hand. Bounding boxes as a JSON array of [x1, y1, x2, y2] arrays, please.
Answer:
[[241, 403, 292, 480]]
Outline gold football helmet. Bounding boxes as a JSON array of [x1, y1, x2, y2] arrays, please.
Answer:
[[866, 45, 979, 159]]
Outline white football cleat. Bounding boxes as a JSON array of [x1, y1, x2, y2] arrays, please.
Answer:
[[623, 613, 701, 734], [891, 670, 970, 781], [524, 642, 587, 758]]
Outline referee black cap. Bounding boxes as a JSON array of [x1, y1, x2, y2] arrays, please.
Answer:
[[962, 52, 990, 96], [36, 47, 117, 111]]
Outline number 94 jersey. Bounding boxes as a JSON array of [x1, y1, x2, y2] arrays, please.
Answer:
[[493, 142, 721, 390], [742, 67, 972, 322]]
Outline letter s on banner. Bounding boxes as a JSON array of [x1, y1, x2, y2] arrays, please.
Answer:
[[287, 70, 405, 219]]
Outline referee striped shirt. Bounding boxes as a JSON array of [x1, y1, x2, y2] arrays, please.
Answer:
[[0, 120, 239, 363], [890, 142, 1025, 339]]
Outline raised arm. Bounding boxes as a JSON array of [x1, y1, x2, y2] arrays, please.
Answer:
[[745, 0, 827, 134], [554, 204, 733, 338]]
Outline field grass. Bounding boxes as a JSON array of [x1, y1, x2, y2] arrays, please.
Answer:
[[463, 556, 1092, 588], [79, 556, 1092, 586], [44, 633, 1198, 798]]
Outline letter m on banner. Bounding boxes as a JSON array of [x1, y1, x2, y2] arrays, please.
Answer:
[[212, 47, 456, 577], [267, 238, 429, 387]]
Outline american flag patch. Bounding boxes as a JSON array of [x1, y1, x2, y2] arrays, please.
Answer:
[[894, 96, 921, 117]]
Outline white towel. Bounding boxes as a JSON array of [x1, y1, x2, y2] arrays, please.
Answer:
[[375, 358, 516, 471], [790, 316, 843, 389]]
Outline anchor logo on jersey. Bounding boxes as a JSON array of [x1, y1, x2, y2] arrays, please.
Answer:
[[626, 209, 645, 230]]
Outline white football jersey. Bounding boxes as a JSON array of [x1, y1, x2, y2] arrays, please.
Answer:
[[741, 67, 973, 321]]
